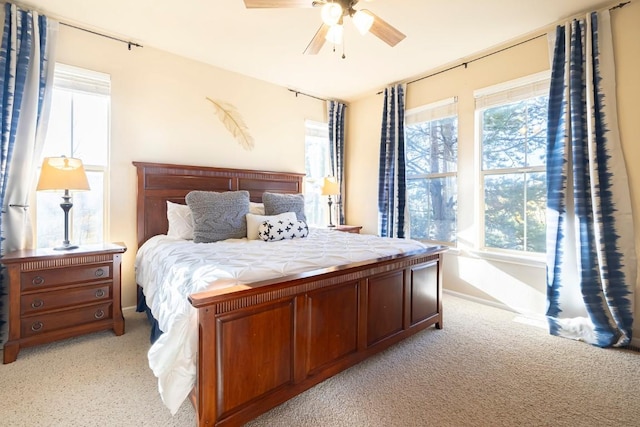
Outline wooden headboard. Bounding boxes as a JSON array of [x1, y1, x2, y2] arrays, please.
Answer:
[[133, 162, 305, 247]]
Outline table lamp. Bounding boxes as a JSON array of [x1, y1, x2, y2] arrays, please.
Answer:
[[36, 156, 90, 250], [321, 176, 340, 228]]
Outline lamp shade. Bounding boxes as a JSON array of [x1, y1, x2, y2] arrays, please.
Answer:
[[325, 24, 344, 45], [321, 176, 340, 196], [353, 10, 374, 35], [36, 157, 90, 191], [321, 2, 343, 26]]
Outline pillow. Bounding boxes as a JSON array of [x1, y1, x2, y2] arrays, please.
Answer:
[[246, 211, 297, 240], [249, 202, 265, 215], [185, 190, 250, 243], [262, 192, 306, 222], [258, 219, 309, 242], [166, 201, 194, 240]]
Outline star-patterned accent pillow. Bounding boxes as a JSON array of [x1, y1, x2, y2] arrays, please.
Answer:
[[257, 219, 309, 241]]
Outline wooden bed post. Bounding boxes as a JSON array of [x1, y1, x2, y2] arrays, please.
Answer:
[[195, 305, 218, 426]]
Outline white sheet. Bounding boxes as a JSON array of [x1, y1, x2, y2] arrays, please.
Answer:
[[135, 227, 428, 414]]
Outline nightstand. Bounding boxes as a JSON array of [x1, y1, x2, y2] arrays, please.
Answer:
[[334, 225, 363, 234], [2, 242, 126, 364]]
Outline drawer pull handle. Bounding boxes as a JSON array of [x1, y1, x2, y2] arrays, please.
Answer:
[[32, 276, 45, 286], [31, 299, 44, 309], [94, 309, 105, 319], [95, 289, 105, 298], [31, 321, 43, 332], [95, 268, 105, 277]]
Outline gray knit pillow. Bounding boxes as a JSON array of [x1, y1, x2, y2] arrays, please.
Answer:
[[262, 192, 306, 222], [185, 190, 250, 243]]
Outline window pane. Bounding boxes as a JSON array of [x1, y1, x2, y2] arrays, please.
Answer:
[[408, 176, 457, 242], [71, 93, 109, 166], [72, 171, 104, 245], [304, 121, 330, 227], [36, 191, 67, 248], [526, 172, 546, 252], [484, 173, 525, 251], [35, 172, 104, 248], [524, 97, 547, 167], [482, 102, 527, 170], [40, 89, 109, 165], [406, 117, 457, 176], [482, 97, 548, 170], [405, 110, 458, 245], [41, 89, 72, 157]]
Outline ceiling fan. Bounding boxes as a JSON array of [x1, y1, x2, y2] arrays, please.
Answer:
[[243, 0, 406, 55]]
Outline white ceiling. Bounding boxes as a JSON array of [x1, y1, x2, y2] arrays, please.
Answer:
[[21, 0, 612, 101]]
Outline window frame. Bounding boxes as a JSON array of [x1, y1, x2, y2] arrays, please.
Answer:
[[304, 119, 331, 227], [404, 97, 458, 246], [475, 72, 550, 257], [33, 63, 111, 248]]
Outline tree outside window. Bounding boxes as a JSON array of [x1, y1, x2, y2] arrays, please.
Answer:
[[478, 75, 549, 254], [405, 99, 458, 244]]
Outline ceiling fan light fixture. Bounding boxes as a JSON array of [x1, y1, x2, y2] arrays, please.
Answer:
[[353, 9, 374, 35], [321, 2, 343, 26], [325, 24, 344, 45]]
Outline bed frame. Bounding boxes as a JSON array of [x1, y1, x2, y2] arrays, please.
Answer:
[[134, 161, 446, 427]]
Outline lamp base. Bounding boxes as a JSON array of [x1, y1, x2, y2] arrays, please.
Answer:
[[54, 243, 79, 251], [327, 224, 336, 228]]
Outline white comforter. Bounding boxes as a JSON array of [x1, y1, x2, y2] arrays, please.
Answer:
[[135, 227, 428, 414]]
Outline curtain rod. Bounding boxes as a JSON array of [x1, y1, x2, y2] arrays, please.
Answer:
[[386, 0, 631, 91], [406, 33, 546, 87], [59, 22, 143, 51], [288, 88, 339, 103], [5, 1, 143, 50]]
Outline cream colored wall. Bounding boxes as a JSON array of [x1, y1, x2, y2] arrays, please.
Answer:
[[346, 2, 640, 333], [54, 26, 326, 309]]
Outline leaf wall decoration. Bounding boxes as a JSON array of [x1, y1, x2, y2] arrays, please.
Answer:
[[206, 97, 255, 151]]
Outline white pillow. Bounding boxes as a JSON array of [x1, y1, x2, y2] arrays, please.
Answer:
[[258, 219, 309, 241], [249, 202, 265, 215], [166, 201, 194, 240], [246, 212, 296, 240]]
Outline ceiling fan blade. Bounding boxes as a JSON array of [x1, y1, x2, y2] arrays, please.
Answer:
[[367, 11, 406, 47], [303, 23, 329, 55], [243, 0, 314, 8]]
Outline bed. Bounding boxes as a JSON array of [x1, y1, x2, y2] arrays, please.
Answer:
[[133, 161, 446, 427]]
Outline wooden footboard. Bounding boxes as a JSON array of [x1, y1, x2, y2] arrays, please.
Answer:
[[189, 247, 444, 427]]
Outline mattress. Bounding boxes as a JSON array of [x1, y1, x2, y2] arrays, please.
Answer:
[[135, 227, 429, 414]]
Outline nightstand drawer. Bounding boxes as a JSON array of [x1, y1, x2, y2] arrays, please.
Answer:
[[21, 284, 112, 315], [21, 302, 113, 338], [21, 263, 112, 291]]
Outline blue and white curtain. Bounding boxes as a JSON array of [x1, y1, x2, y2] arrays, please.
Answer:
[[0, 4, 58, 344], [328, 100, 346, 225], [378, 83, 408, 238], [546, 10, 636, 348]]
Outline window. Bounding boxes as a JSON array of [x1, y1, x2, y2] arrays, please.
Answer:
[[405, 98, 458, 244], [475, 72, 549, 254], [36, 64, 110, 248], [304, 120, 331, 227]]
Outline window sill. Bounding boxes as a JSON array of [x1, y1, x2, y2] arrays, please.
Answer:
[[458, 248, 545, 268]]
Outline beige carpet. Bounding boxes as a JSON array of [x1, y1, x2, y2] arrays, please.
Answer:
[[1, 295, 638, 427]]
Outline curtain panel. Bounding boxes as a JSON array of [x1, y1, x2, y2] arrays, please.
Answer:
[[0, 3, 58, 345], [378, 83, 408, 238], [328, 100, 346, 225], [546, 10, 636, 347]]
